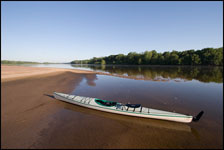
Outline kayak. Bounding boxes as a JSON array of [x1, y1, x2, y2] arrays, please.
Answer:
[[53, 92, 203, 123]]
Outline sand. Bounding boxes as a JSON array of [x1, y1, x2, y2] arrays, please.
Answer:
[[1, 65, 96, 82], [1, 65, 97, 148]]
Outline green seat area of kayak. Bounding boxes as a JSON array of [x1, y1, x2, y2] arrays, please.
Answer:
[[95, 99, 117, 107]]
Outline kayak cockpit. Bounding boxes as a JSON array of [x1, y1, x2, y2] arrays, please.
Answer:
[[126, 103, 141, 108], [95, 99, 117, 107]]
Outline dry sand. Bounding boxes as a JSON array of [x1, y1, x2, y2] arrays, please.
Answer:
[[1, 65, 96, 82]]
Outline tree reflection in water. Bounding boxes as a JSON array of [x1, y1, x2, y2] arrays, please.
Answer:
[[83, 74, 98, 86], [71, 65, 223, 83]]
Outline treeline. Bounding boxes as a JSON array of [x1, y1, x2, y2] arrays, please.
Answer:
[[71, 47, 223, 66], [1, 60, 40, 64]]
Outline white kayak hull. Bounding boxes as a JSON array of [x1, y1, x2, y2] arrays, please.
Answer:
[[53, 92, 193, 123]]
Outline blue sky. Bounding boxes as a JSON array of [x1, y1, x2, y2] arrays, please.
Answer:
[[1, 1, 223, 63]]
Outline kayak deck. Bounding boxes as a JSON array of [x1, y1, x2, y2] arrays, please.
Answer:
[[53, 92, 194, 123]]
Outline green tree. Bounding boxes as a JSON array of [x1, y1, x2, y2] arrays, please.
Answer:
[[138, 58, 142, 65], [158, 55, 165, 65], [101, 59, 106, 65], [191, 54, 201, 65], [163, 52, 170, 65], [70, 47, 223, 66], [127, 52, 138, 64], [151, 53, 158, 64], [115, 54, 125, 64], [170, 53, 179, 65], [143, 51, 153, 64], [209, 48, 223, 65]]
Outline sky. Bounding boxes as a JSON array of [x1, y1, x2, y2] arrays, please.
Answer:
[[1, 1, 223, 63]]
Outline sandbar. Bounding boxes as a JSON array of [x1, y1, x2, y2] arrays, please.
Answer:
[[1, 65, 97, 148]]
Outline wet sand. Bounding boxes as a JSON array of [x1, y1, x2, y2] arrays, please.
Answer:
[[1, 65, 222, 149], [1, 65, 96, 148]]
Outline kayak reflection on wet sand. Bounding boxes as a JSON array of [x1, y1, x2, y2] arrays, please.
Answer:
[[59, 100, 201, 136]]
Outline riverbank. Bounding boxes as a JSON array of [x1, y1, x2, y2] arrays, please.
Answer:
[[1, 65, 98, 148]]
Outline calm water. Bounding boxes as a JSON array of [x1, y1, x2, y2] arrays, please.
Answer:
[[22, 64, 223, 148], [22, 64, 222, 83]]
